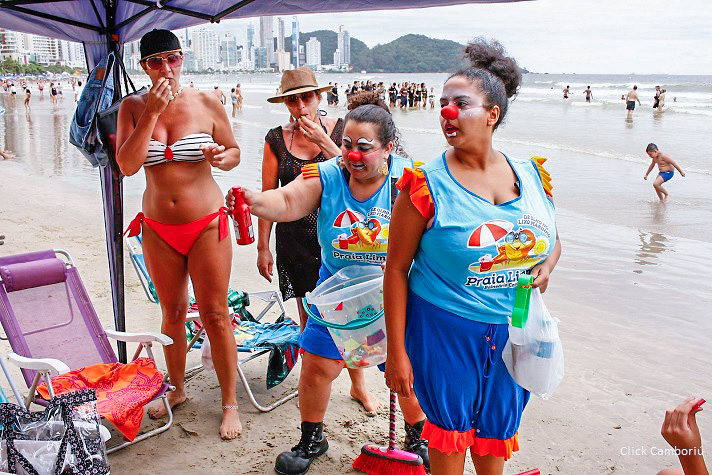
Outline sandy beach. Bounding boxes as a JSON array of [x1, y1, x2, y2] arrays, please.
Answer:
[[1, 78, 711, 474]]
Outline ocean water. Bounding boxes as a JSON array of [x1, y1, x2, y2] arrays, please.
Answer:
[[1, 72, 711, 340]]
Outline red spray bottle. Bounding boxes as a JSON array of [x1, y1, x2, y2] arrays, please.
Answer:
[[231, 187, 254, 245]]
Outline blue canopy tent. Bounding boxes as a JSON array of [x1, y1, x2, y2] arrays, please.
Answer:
[[0, 0, 526, 361]]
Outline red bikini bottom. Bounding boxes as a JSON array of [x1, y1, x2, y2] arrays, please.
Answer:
[[125, 207, 229, 256]]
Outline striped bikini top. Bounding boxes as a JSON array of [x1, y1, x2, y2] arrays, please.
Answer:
[[145, 133, 214, 167]]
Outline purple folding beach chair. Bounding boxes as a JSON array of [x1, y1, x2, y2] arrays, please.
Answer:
[[0, 249, 174, 453]]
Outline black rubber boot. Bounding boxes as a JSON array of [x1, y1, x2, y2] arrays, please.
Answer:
[[274, 421, 329, 475], [404, 419, 430, 472]]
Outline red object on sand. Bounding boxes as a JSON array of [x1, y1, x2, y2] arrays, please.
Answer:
[[515, 470, 540, 475], [231, 187, 254, 245], [353, 390, 426, 475], [692, 399, 706, 412], [348, 151, 363, 161], [441, 105, 459, 120]]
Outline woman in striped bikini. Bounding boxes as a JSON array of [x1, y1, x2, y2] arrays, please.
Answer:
[[116, 29, 243, 440]]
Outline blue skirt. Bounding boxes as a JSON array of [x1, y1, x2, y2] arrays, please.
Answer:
[[405, 289, 529, 456]]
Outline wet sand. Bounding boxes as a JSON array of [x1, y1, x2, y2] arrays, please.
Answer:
[[1, 88, 711, 474]]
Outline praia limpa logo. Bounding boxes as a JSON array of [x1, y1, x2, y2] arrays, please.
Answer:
[[331, 208, 389, 254], [464, 219, 550, 287]]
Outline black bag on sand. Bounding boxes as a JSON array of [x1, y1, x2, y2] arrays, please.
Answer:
[[0, 390, 109, 475]]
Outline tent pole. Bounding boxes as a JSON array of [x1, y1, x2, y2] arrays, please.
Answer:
[[102, 0, 127, 363]]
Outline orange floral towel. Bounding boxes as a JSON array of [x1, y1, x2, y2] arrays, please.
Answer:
[[37, 357, 164, 441]]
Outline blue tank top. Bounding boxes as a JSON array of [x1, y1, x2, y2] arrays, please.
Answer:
[[409, 153, 556, 324], [316, 155, 412, 275]]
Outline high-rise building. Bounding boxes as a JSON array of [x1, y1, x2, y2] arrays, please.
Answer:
[[337, 25, 350, 67], [333, 49, 339, 68], [259, 16, 273, 66], [276, 17, 285, 53], [291, 16, 300, 69], [255, 46, 268, 69], [246, 23, 255, 61], [276, 50, 291, 72], [299, 45, 306, 68], [219, 33, 238, 69], [192, 28, 219, 70], [306, 37, 321, 69]]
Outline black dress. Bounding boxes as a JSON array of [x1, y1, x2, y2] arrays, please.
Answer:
[[264, 118, 345, 300]]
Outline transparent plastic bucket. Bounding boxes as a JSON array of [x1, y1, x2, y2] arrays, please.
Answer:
[[305, 266, 386, 368]]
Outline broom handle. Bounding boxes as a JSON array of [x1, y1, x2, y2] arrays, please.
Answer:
[[389, 389, 397, 451]]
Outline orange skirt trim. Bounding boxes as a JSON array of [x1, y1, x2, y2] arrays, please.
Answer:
[[470, 432, 519, 461], [301, 163, 320, 179], [531, 156, 553, 198], [395, 167, 435, 219], [421, 420, 475, 455], [421, 421, 520, 460]]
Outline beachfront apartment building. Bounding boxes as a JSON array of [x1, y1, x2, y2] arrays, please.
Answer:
[[306, 37, 321, 70], [0, 29, 86, 68], [192, 28, 220, 71], [259, 16, 274, 67], [337, 25, 350, 68]]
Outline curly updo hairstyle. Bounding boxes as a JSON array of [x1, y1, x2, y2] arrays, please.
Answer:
[[449, 37, 522, 130], [345, 91, 407, 157]]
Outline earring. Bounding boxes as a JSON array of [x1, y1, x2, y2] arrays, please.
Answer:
[[378, 161, 389, 176], [337, 156, 345, 168]]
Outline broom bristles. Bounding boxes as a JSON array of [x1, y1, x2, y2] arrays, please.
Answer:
[[353, 451, 427, 475]]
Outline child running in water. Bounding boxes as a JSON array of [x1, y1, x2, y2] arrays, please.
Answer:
[[644, 143, 685, 202]]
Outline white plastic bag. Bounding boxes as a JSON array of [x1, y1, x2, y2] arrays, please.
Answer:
[[201, 334, 214, 370], [502, 288, 564, 399]]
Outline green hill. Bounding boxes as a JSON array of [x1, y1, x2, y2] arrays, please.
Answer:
[[354, 34, 463, 73]]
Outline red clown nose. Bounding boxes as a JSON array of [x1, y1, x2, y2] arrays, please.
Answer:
[[441, 105, 459, 120], [347, 151, 363, 161]]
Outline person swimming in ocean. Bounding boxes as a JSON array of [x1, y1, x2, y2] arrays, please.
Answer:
[[644, 143, 685, 202], [563, 85, 571, 99], [583, 85, 592, 102], [626, 85, 642, 120]]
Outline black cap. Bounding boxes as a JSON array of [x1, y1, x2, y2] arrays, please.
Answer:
[[140, 29, 181, 60]]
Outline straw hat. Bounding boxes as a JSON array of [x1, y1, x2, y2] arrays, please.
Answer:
[[267, 67, 332, 103]]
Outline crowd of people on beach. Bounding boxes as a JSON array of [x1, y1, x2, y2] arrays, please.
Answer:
[[0, 28, 702, 475], [322, 80, 436, 110]]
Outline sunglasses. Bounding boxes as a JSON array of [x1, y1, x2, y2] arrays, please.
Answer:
[[285, 91, 316, 104], [142, 52, 183, 70]]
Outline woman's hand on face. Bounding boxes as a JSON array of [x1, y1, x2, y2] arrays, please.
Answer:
[[257, 249, 274, 283], [145, 78, 172, 117], [200, 143, 229, 169], [385, 351, 415, 398], [530, 263, 551, 293], [296, 116, 328, 144]]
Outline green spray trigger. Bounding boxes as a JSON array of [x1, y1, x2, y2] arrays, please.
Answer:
[[512, 275, 533, 328]]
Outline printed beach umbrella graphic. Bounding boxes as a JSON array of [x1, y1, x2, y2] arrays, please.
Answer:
[[333, 210, 365, 227], [468, 220, 514, 248]]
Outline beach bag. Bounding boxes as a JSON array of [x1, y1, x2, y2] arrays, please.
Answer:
[[0, 390, 109, 475], [501, 276, 564, 400], [96, 56, 146, 170], [69, 53, 116, 167]]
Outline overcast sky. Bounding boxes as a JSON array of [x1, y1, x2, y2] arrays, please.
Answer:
[[223, 0, 712, 75]]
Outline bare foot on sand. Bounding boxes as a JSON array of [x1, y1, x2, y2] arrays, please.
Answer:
[[350, 385, 382, 413], [147, 390, 186, 419], [220, 406, 242, 440]]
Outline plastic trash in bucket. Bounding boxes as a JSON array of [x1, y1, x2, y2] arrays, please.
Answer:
[[305, 266, 387, 368]]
